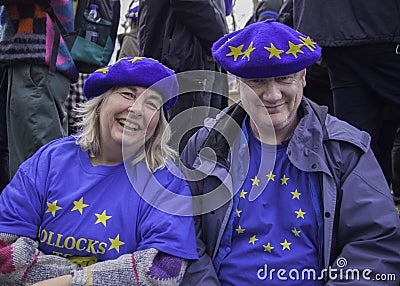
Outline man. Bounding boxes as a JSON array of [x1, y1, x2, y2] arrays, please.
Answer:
[[180, 20, 400, 285]]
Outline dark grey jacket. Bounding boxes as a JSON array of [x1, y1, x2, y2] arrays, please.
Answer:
[[285, 0, 400, 46], [137, 0, 228, 72], [180, 98, 400, 285]]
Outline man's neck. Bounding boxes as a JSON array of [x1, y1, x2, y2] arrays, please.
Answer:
[[250, 116, 299, 145]]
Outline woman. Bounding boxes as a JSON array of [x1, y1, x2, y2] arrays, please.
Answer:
[[0, 57, 198, 285]]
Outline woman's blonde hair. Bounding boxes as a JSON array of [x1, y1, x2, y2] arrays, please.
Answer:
[[73, 88, 177, 171]]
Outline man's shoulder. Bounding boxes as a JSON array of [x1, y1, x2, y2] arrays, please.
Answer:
[[324, 114, 370, 153], [305, 98, 370, 153]]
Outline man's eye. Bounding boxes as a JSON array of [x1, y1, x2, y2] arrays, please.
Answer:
[[245, 79, 265, 87], [276, 76, 293, 83]]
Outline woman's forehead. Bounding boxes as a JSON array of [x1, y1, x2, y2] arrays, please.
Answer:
[[114, 86, 162, 97]]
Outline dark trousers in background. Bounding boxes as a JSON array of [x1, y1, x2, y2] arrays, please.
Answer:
[[323, 43, 400, 188], [0, 65, 8, 192], [392, 128, 400, 204], [7, 64, 70, 177]]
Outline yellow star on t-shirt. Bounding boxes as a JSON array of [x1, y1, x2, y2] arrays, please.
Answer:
[[95, 67, 109, 74], [242, 41, 256, 61], [299, 36, 317, 51], [108, 234, 125, 253], [264, 43, 284, 59], [71, 197, 89, 215], [226, 44, 244, 61], [236, 225, 245, 234], [46, 200, 62, 217], [251, 176, 260, 186], [286, 41, 304, 58], [292, 228, 301, 237], [266, 171, 276, 182], [295, 208, 306, 219], [236, 208, 242, 217], [263, 242, 274, 253], [95, 210, 112, 227], [240, 189, 248, 199], [280, 175, 289, 185], [249, 235, 259, 245], [280, 239, 292, 250], [291, 189, 301, 200]]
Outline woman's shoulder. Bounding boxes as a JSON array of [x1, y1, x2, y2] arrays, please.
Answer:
[[153, 160, 191, 194], [34, 136, 78, 157]]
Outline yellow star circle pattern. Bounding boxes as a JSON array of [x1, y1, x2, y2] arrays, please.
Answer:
[[232, 168, 313, 258]]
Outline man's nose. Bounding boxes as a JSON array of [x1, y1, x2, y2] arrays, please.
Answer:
[[259, 82, 282, 101]]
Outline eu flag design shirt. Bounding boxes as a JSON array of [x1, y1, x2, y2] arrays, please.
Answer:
[[0, 136, 198, 267], [218, 118, 324, 285]]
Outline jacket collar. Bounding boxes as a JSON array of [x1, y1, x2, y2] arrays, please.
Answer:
[[196, 97, 370, 175]]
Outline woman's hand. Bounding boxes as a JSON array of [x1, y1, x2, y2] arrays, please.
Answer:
[[31, 274, 72, 286]]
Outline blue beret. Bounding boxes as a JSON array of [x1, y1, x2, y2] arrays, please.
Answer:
[[212, 19, 321, 78], [83, 57, 178, 113], [126, 3, 139, 19]]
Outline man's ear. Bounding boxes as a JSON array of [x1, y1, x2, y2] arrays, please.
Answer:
[[302, 69, 307, 88]]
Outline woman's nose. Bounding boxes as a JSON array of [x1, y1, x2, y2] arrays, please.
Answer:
[[128, 102, 143, 116]]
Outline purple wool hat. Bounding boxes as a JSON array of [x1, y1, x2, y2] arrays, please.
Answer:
[[83, 57, 178, 113], [212, 19, 321, 78], [126, 3, 139, 19]]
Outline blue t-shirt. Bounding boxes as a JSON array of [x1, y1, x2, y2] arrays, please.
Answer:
[[0, 137, 198, 267], [217, 119, 324, 285]]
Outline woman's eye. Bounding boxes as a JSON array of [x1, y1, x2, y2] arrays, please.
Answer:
[[122, 92, 135, 98], [121, 92, 135, 99]]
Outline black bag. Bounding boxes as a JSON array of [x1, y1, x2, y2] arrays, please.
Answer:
[[38, 0, 120, 74]]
